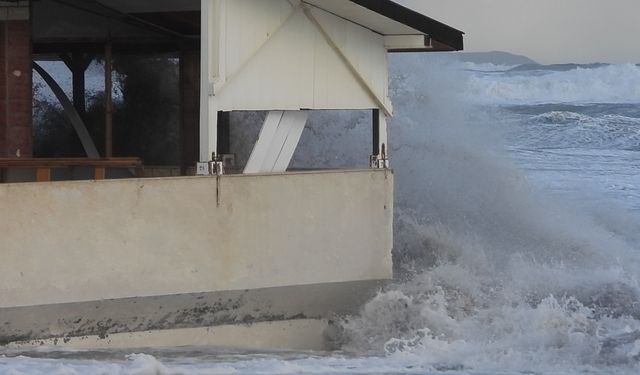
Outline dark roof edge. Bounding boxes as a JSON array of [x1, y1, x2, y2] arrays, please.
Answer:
[[348, 0, 464, 51]]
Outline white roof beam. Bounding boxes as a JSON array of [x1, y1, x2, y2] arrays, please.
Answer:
[[384, 35, 431, 51]]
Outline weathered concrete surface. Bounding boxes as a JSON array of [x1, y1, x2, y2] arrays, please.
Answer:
[[7, 319, 331, 351], [0, 280, 382, 346], [0, 169, 393, 348]]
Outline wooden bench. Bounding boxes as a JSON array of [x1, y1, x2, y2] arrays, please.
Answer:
[[0, 157, 143, 182]]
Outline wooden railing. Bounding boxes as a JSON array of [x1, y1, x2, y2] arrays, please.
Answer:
[[0, 158, 143, 182]]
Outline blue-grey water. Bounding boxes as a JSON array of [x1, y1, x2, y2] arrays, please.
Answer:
[[3, 56, 639, 374]]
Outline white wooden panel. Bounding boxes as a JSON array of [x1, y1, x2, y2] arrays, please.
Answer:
[[222, 0, 294, 80], [311, 7, 391, 112], [217, 10, 315, 110], [211, 2, 389, 111]]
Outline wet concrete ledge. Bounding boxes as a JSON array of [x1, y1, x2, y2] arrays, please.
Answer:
[[0, 279, 385, 348]]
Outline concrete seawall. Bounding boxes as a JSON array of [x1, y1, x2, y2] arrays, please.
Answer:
[[0, 169, 393, 349]]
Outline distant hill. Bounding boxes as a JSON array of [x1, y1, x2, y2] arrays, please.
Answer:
[[452, 51, 538, 66]]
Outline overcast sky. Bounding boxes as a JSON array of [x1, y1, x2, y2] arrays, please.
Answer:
[[397, 0, 638, 64]]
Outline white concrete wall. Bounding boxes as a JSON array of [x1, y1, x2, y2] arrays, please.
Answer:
[[0, 170, 393, 308]]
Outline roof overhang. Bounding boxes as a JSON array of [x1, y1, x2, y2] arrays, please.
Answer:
[[31, 0, 463, 54], [96, 0, 464, 51], [303, 0, 463, 51]]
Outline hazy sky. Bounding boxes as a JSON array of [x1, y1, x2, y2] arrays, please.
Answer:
[[397, 0, 639, 64]]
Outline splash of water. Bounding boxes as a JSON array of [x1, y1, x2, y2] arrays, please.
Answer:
[[305, 55, 640, 373]]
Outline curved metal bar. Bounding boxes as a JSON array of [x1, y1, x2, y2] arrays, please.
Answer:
[[33, 62, 101, 158]]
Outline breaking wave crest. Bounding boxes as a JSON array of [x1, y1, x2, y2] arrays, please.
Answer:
[[519, 111, 640, 150], [530, 110, 593, 124], [465, 63, 640, 105], [530, 111, 640, 126]]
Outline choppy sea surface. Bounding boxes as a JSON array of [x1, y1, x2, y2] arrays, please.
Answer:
[[4, 56, 640, 374]]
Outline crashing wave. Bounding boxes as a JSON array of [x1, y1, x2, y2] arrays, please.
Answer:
[[464, 63, 640, 105], [329, 56, 640, 373]]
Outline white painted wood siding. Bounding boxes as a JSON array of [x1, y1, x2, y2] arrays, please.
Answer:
[[206, 0, 391, 113]]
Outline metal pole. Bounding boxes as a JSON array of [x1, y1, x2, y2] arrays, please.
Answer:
[[104, 40, 113, 158], [372, 108, 380, 156]]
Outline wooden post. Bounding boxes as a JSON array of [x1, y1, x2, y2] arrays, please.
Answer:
[[36, 168, 50, 182], [104, 41, 113, 158], [94, 167, 105, 180]]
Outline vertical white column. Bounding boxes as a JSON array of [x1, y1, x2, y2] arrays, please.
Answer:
[[199, 0, 222, 162]]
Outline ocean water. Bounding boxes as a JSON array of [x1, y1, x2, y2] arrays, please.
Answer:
[[4, 56, 640, 374]]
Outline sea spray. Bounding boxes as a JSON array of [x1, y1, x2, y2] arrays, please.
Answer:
[[310, 55, 640, 372]]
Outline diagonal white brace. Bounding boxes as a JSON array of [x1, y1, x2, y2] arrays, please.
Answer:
[[244, 110, 309, 174], [265, 111, 309, 172], [244, 111, 284, 173]]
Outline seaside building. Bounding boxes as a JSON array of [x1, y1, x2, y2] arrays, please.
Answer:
[[0, 0, 462, 350]]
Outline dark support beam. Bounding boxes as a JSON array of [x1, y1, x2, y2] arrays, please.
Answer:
[[71, 55, 87, 116], [372, 109, 380, 156], [34, 40, 200, 55], [60, 52, 93, 117], [217, 111, 230, 155], [104, 41, 113, 158], [179, 49, 200, 175]]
